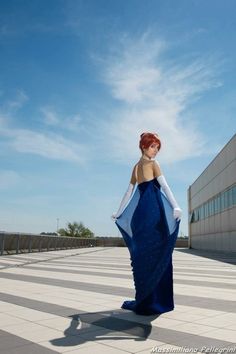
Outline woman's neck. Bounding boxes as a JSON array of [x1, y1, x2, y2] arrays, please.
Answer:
[[141, 154, 153, 161]]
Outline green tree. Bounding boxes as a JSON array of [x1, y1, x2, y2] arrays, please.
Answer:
[[58, 222, 94, 238]]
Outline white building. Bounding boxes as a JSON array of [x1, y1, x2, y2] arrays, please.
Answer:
[[188, 133, 236, 252]]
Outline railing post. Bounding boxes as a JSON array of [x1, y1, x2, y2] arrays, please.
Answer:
[[39, 238, 42, 252], [0, 234, 5, 256], [29, 236, 32, 253], [16, 234, 20, 254]]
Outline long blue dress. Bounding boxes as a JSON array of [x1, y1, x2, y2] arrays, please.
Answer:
[[115, 177, 180, 315]]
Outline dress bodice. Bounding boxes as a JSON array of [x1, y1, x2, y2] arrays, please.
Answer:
[[137, 177, 161, 192]]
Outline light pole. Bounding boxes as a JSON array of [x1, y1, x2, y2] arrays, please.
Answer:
[[56, 218, 59, 232]]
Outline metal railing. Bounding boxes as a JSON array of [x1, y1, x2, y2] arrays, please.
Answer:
[[0, 232, 125, 256], [0, 232, 188, 256]]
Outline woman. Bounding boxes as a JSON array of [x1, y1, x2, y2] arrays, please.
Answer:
[[112, 132, 182, 315]]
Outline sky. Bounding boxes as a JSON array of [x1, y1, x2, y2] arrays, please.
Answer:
[[0, 0, 235, 237]]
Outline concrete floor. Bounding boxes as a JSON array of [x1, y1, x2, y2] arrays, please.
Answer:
[[0, 247, 235, 354]]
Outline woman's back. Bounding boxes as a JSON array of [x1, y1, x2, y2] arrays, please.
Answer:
[[131, 157, 161, 185]]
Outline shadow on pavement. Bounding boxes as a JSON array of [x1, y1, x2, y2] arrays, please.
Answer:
[[50, 309, 160, 348]]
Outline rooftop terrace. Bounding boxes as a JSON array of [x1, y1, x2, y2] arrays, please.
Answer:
[[0, 247, 235, 354]]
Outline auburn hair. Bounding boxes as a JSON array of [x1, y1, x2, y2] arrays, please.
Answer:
[[139, 132, 161, 152]]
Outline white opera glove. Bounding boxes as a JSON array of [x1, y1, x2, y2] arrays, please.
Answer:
[[111, 183, 134, 221], [157, 175, 182, 221]]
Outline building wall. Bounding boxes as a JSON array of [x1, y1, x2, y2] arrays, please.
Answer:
[[188, 134, 236, 252]]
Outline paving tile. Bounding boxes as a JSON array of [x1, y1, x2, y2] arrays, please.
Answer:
[[0, 322, 52, 335], [224, 323, 236, 331], [103, 337, 165, 353], [65, 342, 131, 353], [193, 313, 236, 328], [11, 308, 59, 321], [0, 333, 37, 351], [199, 327, 236, 342], [173, 332, 234, 349], [39, 336, 101, 352], [167, 322, 217, 335], [0, 313, 27, 328], [0, 343, 58, 354]]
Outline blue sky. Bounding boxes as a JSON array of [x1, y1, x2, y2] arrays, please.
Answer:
[[0, 0, 235, 237]]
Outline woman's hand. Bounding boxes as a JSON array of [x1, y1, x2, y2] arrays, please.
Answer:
[[111, 213, 118, 221], [173, 207, 182, 221], [111, 183, 134, 222]]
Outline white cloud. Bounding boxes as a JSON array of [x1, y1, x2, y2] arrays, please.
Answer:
[[40, 106, 59, 126], [40, 106, 82, 131], [103, 33, 164, 104], [0, 93, 86, 163], [100, 33, 222, 165], [8, 128, 86, 163], [0, 119, 86, 164]]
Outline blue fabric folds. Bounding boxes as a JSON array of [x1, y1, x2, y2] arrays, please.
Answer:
[[115, 178, 180, 315]]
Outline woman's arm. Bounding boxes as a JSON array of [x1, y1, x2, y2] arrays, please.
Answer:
[[111, 183, 135, 220], [111, 165, 136, 220], [153, 161, 182, 221]]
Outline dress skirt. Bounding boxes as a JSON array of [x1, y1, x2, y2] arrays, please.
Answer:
[[115, 178, 180, 315]]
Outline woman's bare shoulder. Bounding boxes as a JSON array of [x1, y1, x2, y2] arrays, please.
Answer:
[[152, 159, 162, 177], [133, 160, 141, 169], [153, 158, 160, 164], [130, 162, 139, 185]]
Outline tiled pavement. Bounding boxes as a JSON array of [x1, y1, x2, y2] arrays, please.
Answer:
[[0, 247, 235, 354]]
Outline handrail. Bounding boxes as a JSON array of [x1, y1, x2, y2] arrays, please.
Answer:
[[0, 232, 127, 255], [0, 232, 188, 256]]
